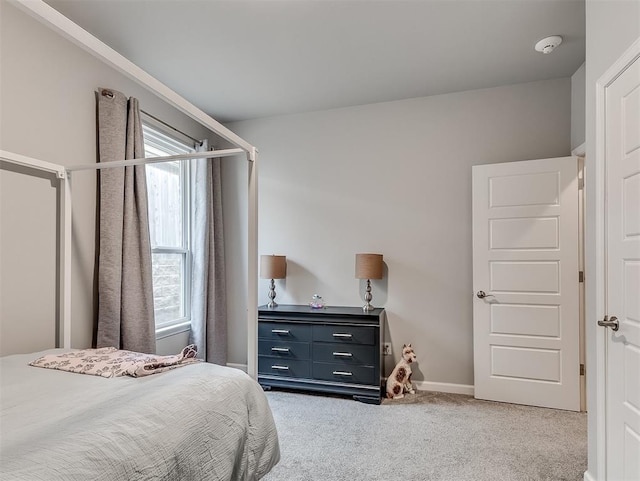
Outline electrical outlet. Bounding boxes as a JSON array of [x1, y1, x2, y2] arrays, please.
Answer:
[[383, 343, 392, 356]]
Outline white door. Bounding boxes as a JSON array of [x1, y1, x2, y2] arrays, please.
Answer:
[[603, 52, 640, 481], [472, 157, 580, 411]]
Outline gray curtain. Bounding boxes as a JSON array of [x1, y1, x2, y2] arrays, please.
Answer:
[[189, 141, 227, 364], [96, 88, 156, 354]]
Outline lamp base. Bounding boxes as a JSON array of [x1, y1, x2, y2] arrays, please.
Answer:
[[267, 279, 277, 308], [362, 279, 374, 311]]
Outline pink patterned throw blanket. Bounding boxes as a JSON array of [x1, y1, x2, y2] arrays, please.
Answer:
[[29, 345, 200, 378]]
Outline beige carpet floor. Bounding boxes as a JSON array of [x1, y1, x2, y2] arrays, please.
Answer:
[[262, 389, 587, 481]]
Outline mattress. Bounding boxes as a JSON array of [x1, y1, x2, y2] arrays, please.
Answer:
[[0, 350, 280, 480]]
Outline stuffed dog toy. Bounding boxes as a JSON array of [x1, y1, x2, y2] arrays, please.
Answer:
[[386, 344, 417, 399]]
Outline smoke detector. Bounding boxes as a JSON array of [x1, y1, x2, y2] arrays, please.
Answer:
[[535, 35, 563, 54]]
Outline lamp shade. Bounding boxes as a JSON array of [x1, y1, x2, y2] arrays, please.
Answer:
[[355, 253, 383, 280], [260, 255, 286, 279]]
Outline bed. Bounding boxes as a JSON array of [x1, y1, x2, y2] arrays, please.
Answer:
[[1, 3, 273, 478], [0, 349, 280, 480]]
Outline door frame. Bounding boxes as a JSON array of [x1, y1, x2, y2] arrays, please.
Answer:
[[593, 37, 640, 481], [571, 147, 586, 413]]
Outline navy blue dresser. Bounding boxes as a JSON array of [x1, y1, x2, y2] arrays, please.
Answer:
[[257, 305, 385, 404]]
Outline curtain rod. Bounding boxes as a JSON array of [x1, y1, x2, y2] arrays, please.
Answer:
[[141, 109, 203, 146]]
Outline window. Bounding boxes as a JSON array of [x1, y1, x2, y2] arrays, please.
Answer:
[[143, 123, 194, 333]]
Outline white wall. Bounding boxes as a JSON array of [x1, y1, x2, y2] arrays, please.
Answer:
[[584, 1, 640, 479], [225, 78, 571, 385], [571, 62, 586, 150], [0, 2, 217, 355]]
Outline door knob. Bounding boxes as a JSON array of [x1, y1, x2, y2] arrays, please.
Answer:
[[597, 315, 619, 331], [477, 290, 487, 299]]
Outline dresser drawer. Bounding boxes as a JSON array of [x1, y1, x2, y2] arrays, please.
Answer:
[[258, 321, 312, 342], [312, 324, 375, 345], [312, 343, 376, 365], [258, 339, 311, 360], [258, 305, 384, 403], [258, 357, 310, 378], [312, 362, 376, 386]]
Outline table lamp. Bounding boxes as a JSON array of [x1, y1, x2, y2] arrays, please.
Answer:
[[260, 255, 286, 308], [355, 253, 383, 311]]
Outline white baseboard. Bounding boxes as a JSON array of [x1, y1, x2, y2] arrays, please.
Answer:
[[583, 470, 596, 481], [414, 380, 475, 396], [227, 363, 248, 373], [246, 369, 473, 395]]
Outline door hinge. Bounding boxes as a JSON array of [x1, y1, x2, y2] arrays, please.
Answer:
[[579, 271, 584, 283], [580, 364, 585, 376], [578, 178, 584, 190]]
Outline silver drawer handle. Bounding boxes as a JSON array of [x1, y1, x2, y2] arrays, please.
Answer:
[[332, 352, 353, 357], [332, 371, 353, 376], [332, 333, 352, 338], [271, 329, 290, 335], [271, 347, 290, 353], [271, 365, 289, 370]]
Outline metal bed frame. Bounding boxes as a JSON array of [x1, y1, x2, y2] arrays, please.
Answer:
[[1, 0, 260, 378]]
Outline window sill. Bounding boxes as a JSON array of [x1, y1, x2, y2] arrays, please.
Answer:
[[155, 321, 191, 340]]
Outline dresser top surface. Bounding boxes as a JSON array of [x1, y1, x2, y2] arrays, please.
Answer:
[[258, 304, 384, 318]]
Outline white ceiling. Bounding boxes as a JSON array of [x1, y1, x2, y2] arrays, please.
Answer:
[[45, 0, 585, 123]]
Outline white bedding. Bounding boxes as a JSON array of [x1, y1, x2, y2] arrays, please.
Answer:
[[0, 350, 280, 480]]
